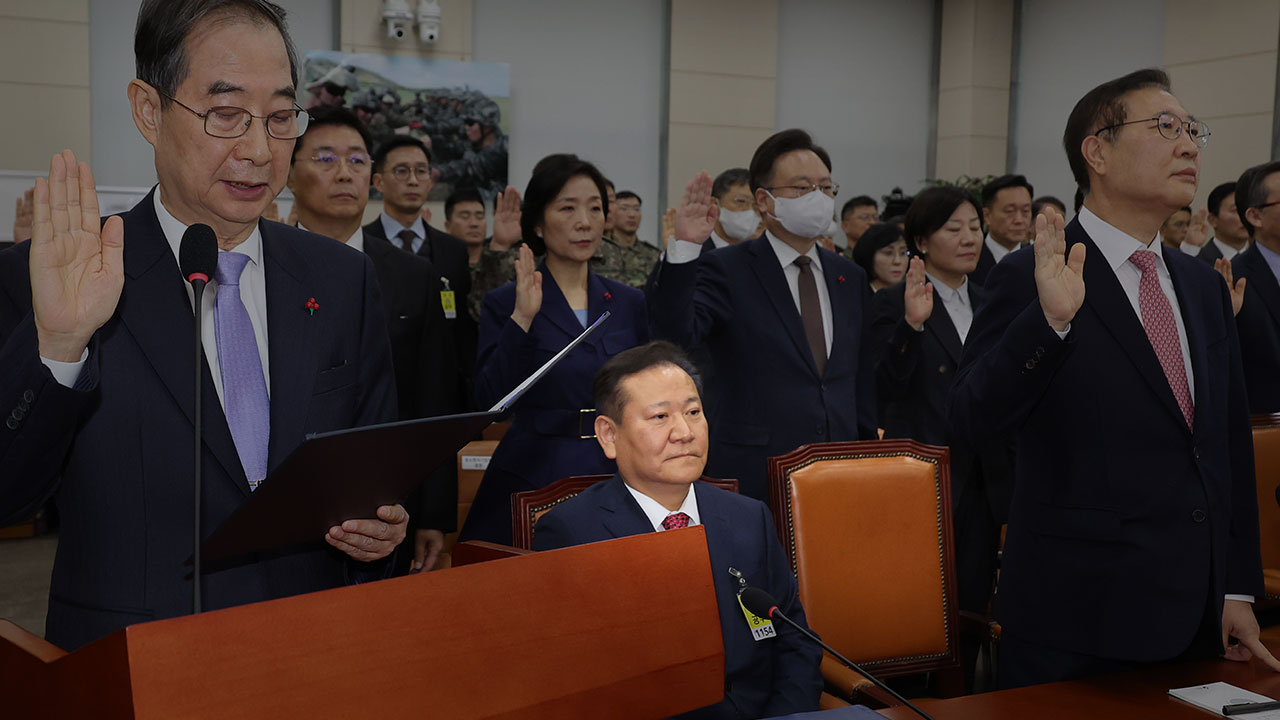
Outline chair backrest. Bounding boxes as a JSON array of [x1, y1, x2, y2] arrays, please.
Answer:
[[768, 440, 961, 679], [1252, 414, 1280, 589], [512, 475, 740, 550]]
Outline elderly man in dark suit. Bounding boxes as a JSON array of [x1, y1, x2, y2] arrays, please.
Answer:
[[650, 129, 878, 501], [0, 0, 406, 651], [533, 341, 822, 719], [287, 105, 461, 573], [951, 68, 1279, 688]]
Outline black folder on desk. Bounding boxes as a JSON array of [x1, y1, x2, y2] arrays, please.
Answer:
[[200, 311, 612, 564]]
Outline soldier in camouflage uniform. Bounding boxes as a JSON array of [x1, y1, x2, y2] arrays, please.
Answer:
[[589, 234, 661, 289], [432, 101, 508, 203]]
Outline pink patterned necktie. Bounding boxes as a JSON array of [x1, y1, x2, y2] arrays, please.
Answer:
[[661, 512, 691, 531], [1128, 249, 1194, 430]]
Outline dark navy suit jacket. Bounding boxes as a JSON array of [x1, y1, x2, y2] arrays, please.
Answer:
[[532, 477, 822, 719], [950, 219, 1262, 661], [458, 268, 648, 545], [0, 191, 399, 650], [1230, 244, 1280, 413], [649, 235, 877, 500]]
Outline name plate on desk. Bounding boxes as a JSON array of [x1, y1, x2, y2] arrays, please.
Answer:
[[461, 455, 491, 471]]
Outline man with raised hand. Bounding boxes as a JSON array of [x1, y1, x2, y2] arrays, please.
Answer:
[[951, 68, 1277, 687], [0, 0, 405, 650]]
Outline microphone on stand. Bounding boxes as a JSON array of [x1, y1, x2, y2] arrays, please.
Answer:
[[179, 223, 218, 615], [738, 587, 937, 720]]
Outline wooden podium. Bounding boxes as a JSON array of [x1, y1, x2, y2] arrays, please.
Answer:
[[0, 528, 725, 719]]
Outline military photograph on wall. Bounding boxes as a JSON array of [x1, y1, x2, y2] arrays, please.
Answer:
[[303, 50, 510, 203]]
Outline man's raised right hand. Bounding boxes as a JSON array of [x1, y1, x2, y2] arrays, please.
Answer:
[[31, 150, 125, 362]]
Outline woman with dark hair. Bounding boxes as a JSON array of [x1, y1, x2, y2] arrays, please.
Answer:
[[459, 153, 649, 545], [851, 223, 910, 291], [870, 185, 983, 445]]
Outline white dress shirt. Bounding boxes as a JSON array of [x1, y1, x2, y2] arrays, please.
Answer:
[[43, 191, 271, 406], [925, 272, 973, 344], [380, 212, 425, 254], [709, 230, 732, 250], [984, 234, 1015, 265], [1210, 237, 1242, 262], [667, 232, 835, 358], [300, 222, 364, 253], [624, 481, 702, 532], [1077, 206, 1194, 401]]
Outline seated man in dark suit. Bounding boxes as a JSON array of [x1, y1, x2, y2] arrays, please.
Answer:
[[533, 341, 822, 719], [287, 105, 461, 573]]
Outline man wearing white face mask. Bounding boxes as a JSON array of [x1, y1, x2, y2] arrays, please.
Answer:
[[649, 129, 879, 502], [707, 167, 764, 253]]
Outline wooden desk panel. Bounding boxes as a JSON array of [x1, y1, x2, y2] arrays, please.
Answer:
[[878, 652, 1280, 718]]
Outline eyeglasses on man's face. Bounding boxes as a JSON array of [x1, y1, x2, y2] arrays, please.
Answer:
[[160, 91, 309, 140], [309, 150, 371, 171], [766, 182, 840, 199], [1093, 112, 1210, 147], [388, 164, 431, 182]]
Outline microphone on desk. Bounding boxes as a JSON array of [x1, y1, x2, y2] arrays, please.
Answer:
[[738, 587, 937, 720], [179, 223, 218, 615]]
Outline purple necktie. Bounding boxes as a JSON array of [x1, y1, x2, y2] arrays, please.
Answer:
[[214, 252, 271, 490]]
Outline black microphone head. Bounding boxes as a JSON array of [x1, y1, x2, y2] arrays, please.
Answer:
[[740, 587, 779, 619], [179, 223, 218, 284]]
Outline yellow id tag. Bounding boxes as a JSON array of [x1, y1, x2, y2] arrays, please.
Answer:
[[440, 290, 457, 319], [737, 593, 776, 642]]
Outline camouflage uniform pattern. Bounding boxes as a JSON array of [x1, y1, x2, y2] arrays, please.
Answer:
[[468, 242, 523, 322], [590, 236, 662, 289]]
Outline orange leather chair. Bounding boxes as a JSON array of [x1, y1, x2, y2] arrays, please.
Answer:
[[768, 440, 964, 703], [512, 475, 739, 550], [1252, 414, 1280, 602]]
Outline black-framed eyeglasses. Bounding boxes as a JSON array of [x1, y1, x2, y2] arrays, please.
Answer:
[[1093, 112, 1210, 147], [1255, 200, 1280, 212], [765, 182, 840, 198], [160, 91, 309, 140]]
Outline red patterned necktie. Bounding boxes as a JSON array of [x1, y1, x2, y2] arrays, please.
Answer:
[[1128, 249, 1194, 429], [661, 512, 691, 531]]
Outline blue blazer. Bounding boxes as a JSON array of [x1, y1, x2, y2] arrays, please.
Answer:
[[649, 235, 878, 500], [532, 477, 822, 719], [1230, 244, 1280, 413], [0, 190, 399, 650], [950, 219, 1263, 661], [459, 267, 648, 545]]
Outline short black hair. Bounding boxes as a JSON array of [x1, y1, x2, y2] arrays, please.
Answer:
[[712, 168, 750, 200], [903, 186, 980, 255], [1235, 161, 1280, 237], [1207, 181, 1237, 217], [445, 186, 485, 221], [841, 195, 878, 221], [1032, 195, 1067, 217], [1063, 68, 1171, 193], [748, 129, 832, 193], [851, 223, 904, 282], [594, 341, 702, 423], [981, 175, 1034, 208], [291, 105, 371, 164], [135, 0, 299, 108], [615, 191, 641, 205], [521, 153, 610, 255], [372, 135, 431, 173], [1073, 187, 1085, 214]]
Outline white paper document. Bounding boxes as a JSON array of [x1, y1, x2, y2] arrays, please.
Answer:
[[1169, 682, 1280, 717]]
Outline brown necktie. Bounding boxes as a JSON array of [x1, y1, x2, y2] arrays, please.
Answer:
[[397, 229, 416, 252], [794, 255, 827, 375]]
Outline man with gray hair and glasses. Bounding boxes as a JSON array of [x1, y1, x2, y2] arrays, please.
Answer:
[[952, 68, 1278, 687], [0, 0, 406, 651]]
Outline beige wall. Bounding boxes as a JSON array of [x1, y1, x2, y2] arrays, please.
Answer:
[[666, 0, 778, 211], [934, 0, 1014, 182], [1164, 0, 1280, 208], [340, 0, 472, 60], [0, 0, 91, 171]]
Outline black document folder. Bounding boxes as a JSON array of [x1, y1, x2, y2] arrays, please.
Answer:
[[200, 311, 612, 564]]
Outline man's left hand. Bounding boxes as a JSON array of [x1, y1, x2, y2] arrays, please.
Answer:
[[1222, 598, 1280, 671], [326, 504, 409, 562]]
